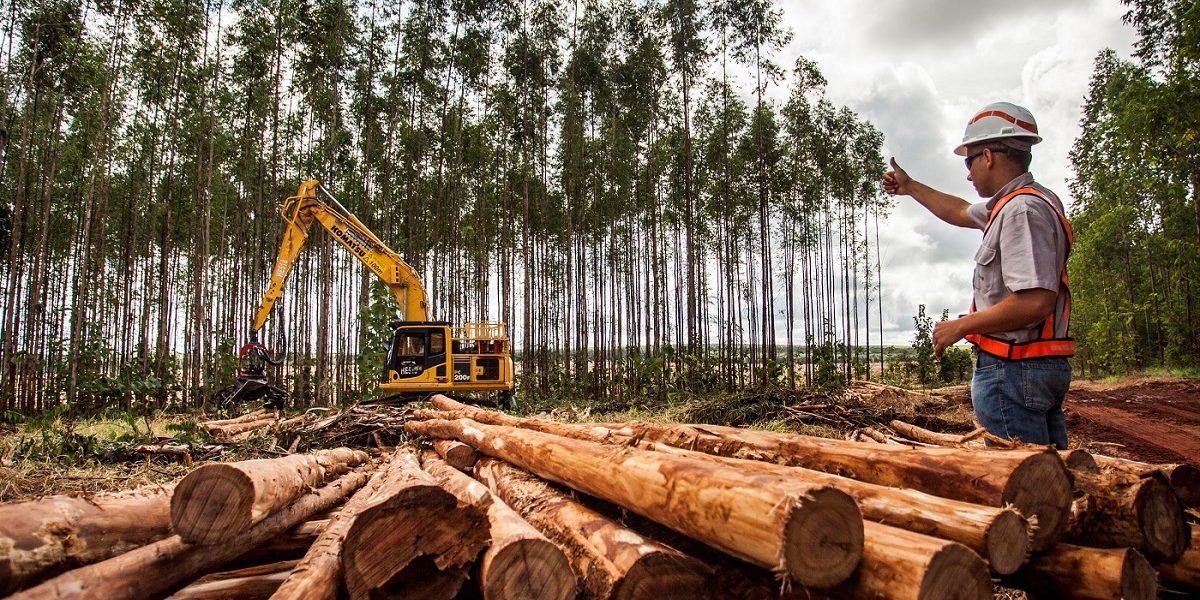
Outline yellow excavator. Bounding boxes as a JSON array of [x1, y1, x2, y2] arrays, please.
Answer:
[[218, 179, 514, 407]]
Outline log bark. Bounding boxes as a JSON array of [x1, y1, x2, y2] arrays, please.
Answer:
[[888, 420, 986, 446], [200, 409, 271, 428], [414, 405, 1030, 575], [168, 560, 296, 600], [837, 522, 991, 600], [1157, 529, 1200, 593], [1013, 544, 1156, 600], [202, 416, 277, 440], [584, 417, 1070, 551], [171, 448, 369, 545], [0, 484, 174, 595], [269, 465, 389, 600], [473, 457, 709, 600], [421, 452, 576, 600], [432, 438, 478, 469], [407, 418, 863, 588], [130, 444, 193, 463], [1093, 454, 1200, 507], [341, 447, 488, 600], [230, 519, 329, 566], [1068, 469, 1189, 561], [10, 469, 371, 600]]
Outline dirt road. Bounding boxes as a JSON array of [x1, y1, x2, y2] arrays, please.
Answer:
[[1066, 378, 1200, 464]]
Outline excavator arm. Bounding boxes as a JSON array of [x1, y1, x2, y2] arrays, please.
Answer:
[[251, 179, 430, 333]]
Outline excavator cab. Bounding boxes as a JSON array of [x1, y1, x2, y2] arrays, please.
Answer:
[[381, 321, 514, 403]]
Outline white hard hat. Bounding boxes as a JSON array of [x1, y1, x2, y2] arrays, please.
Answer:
[[954, 101, 1042, 156]]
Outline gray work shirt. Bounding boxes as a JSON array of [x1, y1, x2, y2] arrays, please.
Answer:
[[965, 173, 1070, 343]]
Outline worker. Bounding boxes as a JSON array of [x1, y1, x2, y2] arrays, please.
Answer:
[[882, 102, 1074, 449]]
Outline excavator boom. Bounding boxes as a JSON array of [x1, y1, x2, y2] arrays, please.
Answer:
[[248, 179, 514, 401], [253, 180, 429, 332]]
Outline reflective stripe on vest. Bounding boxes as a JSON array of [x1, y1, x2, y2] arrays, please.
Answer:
[[964, 186, 1075, 359]]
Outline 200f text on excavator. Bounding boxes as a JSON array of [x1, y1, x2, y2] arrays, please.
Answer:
[[244, 179, 514, 404]]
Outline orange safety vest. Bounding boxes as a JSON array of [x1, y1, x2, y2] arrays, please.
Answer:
[[964, 186, 1075, 360]]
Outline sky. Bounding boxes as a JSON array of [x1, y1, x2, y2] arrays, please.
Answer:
[[766, 0, 1138, 345]]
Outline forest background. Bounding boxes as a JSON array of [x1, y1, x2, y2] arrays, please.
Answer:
[[0, 0, 1195, 415]]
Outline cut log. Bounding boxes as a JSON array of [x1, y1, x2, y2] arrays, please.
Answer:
[[432, 438, 478, 469], [200, 409, 271, 428], [407, 418, 863, 588], [1068, 469, 1189, 562], [414, 405, 1030, 574], [341, 447, 488, 600], [269, 467, 389, 600], [1158, 529, 1200, 593], [837, 522, 991, 600], [421, 452, 576, 600], [1060, 449, 1100, 473], [168, 560, 296, 600], [130, 444, 193, 463], [473, 457, 709, 599], [582, 417, 1070, 551], [202, 416, 277, 440], [10, 468, 371, 600], [888, 420, 986, 447], [0, 484, 174, 596], [171, 448, 369, 545], [1012, 544, 1156, 600], [231, 519, 329, 566], [1093, 454, 1200, 507]]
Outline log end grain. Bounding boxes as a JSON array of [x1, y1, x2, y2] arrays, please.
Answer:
[[1168, 464, 1200, 507], [782, 487, 864, 588], [1060, 449, 1099, 474], [1135, 475, 1189, 562], [482, 537, 576, 600], [1120, 548, 1158, 600], [1002, 451, 1073, 551], [611, 549, 710, 600], [917, 542, 992, 600], [983, 508, 1031, 576], [171, 464, 254, 545], [342, 485, 488, 600]]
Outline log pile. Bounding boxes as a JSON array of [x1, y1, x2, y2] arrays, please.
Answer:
[[1, 396, 1196, 600]]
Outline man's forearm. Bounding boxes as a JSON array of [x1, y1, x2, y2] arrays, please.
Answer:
[[958, 290, 1057, 336], [906, 180, 977, 229], [933, 289, 1057, 356]]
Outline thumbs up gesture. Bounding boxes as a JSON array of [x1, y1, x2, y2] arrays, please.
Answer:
[[882, 157, 911, 196]]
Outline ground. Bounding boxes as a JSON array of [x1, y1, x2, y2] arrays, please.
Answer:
[[1066, 377, 1200, 464]]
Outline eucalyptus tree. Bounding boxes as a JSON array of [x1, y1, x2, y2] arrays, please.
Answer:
[[720, 0, 790, 369], [658, 0, 707, 364]]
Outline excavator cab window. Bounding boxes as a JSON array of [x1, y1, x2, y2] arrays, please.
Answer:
[[430, 331, 445, 354], [396, 332, 425, 357]]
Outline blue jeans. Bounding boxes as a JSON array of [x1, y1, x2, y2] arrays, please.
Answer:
[[971, 352, 1071, 449]]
